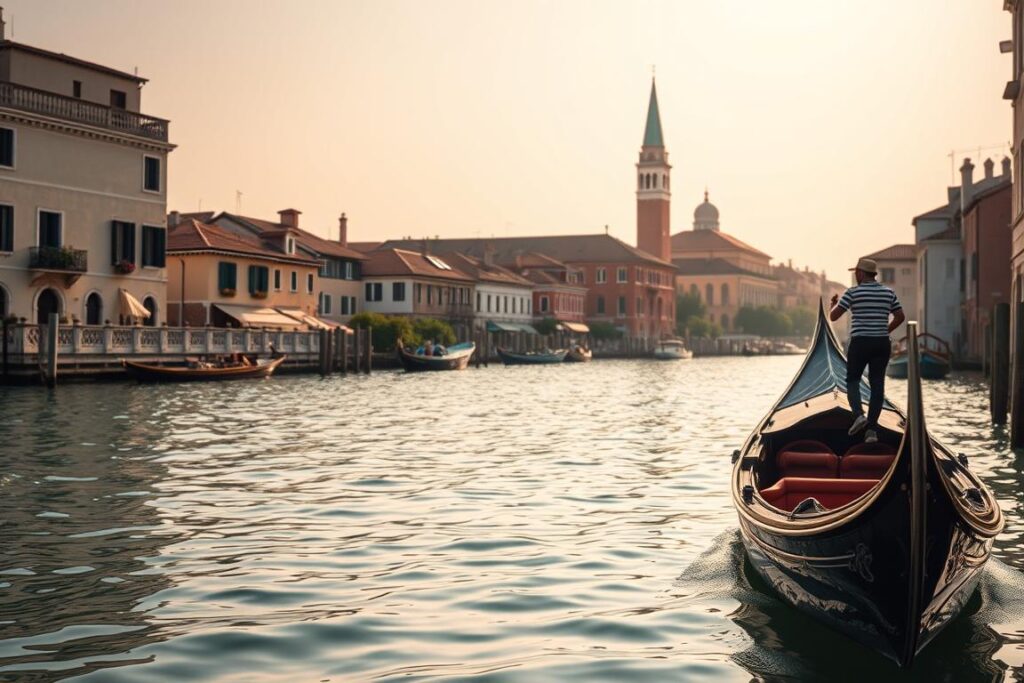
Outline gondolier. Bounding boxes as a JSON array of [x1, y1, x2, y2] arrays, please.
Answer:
[[830, 257, 906, 443]]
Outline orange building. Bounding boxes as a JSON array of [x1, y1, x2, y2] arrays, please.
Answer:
[[166, 217, 323, 329]]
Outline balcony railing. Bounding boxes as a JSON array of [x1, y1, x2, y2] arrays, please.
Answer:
[[0, 81, 170, 142], [29, 246, 88, 272]]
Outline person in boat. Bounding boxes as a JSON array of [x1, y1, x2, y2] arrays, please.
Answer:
[[830, 257, 906, 444], [423, 340, 434, 357]]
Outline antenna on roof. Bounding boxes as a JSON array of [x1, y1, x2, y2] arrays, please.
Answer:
[[604, 224, 609, 235], [235, 190, 243, 213]]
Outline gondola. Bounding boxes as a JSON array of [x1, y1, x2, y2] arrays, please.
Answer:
[[887, 333, 951, 379], [732, 303, 1002, 667], [565, 345, 593, 363], [496, 347, 568, 365], [123, 355, 285, 382], [397, 341, 475, 371]]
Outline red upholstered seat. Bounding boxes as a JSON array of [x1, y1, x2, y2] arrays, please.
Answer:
[[841, 442, 898, 480], [777, 440, 839, 478], [759, 477, 878, 512]]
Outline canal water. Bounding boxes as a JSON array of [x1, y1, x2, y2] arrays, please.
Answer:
[[0, 357, 1022, 682]]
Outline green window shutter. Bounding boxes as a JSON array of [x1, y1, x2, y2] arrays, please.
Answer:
[[260, 266, 269, 293], [248, 265, 258, 294], [124, 223, 135, 263], [111, 221, 119, 265]]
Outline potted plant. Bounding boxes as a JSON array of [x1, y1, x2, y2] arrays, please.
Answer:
[[220, 287, 236, 296], [115, 259, 136, 274], [252, 290, 268, 300]]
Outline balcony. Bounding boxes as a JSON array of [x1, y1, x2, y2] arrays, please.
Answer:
[[0, 81, 169, 142], [29, 246, 88, 286]]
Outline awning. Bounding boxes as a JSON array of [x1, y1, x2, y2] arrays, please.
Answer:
[[560, 321, 589, 334], [119, 288, 150, 319], [486, 321, 537, 334], [275, 308, 351, 332], [213, 303, 305, 329]]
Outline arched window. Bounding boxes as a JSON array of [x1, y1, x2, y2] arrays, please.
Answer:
[[721, 283, 730, 306], [657, 297, 663, 319], [638, 174, 643, 190], [85, 292, 102, 325], [664, 174, 669, 189], [143, 296, 157, 327], [652, 174, 658, 189], [690, 283, 699, 299], [705, 283, 714, 306], [596, 295, 605, 315], [645, 174, 651, 189], [721, 314, 729, 330], [36, 288, 61, 325]]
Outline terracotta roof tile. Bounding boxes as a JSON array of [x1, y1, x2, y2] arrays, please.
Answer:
[[670, 229, 771, 258], [440, 252, 533, 287], [219, 213, 367, 261], [674, 257, 777, 279], [864, 243, 917, 261], [362, 249, 475, 282], [167, 219, 320, 265]]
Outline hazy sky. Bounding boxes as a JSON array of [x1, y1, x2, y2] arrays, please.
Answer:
[[6, 0, 1012, 280]]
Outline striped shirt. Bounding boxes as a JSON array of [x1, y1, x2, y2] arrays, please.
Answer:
[[837, 280, 901, 338]]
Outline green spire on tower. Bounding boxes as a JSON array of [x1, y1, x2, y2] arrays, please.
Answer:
[[643, 79, 664, 147]]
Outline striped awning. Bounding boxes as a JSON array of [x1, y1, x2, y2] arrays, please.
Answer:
[[118, 289, 150, 320], [213, 304, 304, 329], [486, 321, 537, 334], [559, 321, 590, 334]]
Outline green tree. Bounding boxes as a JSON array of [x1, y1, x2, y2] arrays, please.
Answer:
[[676, 292, 705, 334], [348, 312, 415, 351], [412, 317, 456, 346], [587, 321, 622, 340], [735, 306, 793, 337], [685, 315, 712, 338], [533, 317, 560, 335], [788, 307, 816, 336]]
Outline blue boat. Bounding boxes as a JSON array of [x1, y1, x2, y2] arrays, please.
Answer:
[[496, 347, 568, 365], [887, 333, 951, 380]]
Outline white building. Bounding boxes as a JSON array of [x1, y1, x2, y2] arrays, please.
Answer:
[[440, 251, 534, 329], [0, 26, 173, 324], [360, 248, 475, 321]]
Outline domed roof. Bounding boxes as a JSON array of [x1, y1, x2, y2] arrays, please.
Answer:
[[693, 190, 720, 231]]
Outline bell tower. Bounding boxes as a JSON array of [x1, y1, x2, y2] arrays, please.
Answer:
[[636, 79, 671, 262]]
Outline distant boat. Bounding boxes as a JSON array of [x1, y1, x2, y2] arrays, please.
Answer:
[[733, 305, 1002, 667], [653, 338, 693, 360], [397, 341, 475, 372], [496, 347, 568, 365], [123, 355, 285, 382], [565, 345, 593, 363], [888, 333, 951, 379]]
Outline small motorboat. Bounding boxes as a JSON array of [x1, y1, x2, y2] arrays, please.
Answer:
[[565, 345, 593, 363], [397, 341, 475, 371], [888, 333, 951, 379], [732, 304, 1002, 667], [123, 354, 285, 382], [496, 347, 568, 365], [653, 338, 693, 360]]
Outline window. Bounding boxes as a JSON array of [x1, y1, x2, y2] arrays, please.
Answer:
[[365, 282, 383, 301], [110, 221, 136, 265], [110, 89, 127, 109], [274, 269, 282, 291], [350, 296, 357, 314], [880, 268, 895, 284], [416, 283, 423, 304], [486, 294, 492, 312], [637, 297, 644, 316], [143, 156, 161, 192], [73, 80, 82, 98], [721, 283, 730, 305], [636, 267, 642, 283], [290, 271, 298, 292], [597, 267, 607, 284], [393, 282, 406, 301], [218, 262, 237, 291], [0, 127, 13, 168], [286, 236, 296, 255], [247, 265, 268, 295], [476, 291, 481, 312], [85, 292, 102, 325], [341, 296, 350, 315], [305, 273, 313, 293], [141, 225, 166, 267], [320, 293, 332, 315], [617, 296, 626, 317], [0, 205, 12, 252], [690, 283, 699, 298], [38, 210, 62, 248], [705, 283, 714, 305], [540, 295, 549, 312], [617, 267, 627, 283], [504, 296, 508, 313]]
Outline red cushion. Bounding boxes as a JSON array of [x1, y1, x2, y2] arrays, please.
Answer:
[[840, 442, 897, 480], [759, 477, 877, 511], [777, 440, 839, 478], [844, 443, 897, 457]]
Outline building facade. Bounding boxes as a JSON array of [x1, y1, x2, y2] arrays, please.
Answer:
[[166, 217, 322, 328], [0, 33, 173, 326], [360, 248, 475, 321], [962, 172, 1013, 361], [214, 209, 366, 324], [440, 251, 535, 328]]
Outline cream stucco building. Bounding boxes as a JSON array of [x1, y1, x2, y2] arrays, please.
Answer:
[[0, 29, 173, 325]]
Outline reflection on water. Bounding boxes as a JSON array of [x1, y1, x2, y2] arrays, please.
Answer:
[[0, 358, 1021, 681]]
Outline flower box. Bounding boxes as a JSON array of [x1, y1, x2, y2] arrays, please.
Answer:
[[252, 291, 268, 299], [115, 259, 136, 274], [220, 288, 236, 297]]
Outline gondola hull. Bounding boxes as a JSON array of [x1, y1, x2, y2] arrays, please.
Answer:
[[123, 355, 285, 382], [887, 351, 949, 379], [565, 348, 592, 363], [397, 342, 475, 371], [732, 306, 1002, 667], [496, 347, 568, 365]]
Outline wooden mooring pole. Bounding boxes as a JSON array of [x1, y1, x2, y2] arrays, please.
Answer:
[[1, 317, 8, 382], [364, 326, 372, 373], [341, 328, 349, 374], [991, 303, 1010, 425], [1011, 302, 1024, 446], [45, 313, 58, 388]]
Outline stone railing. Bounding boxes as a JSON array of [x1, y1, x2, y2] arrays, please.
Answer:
[[5, 323, 321, 357]]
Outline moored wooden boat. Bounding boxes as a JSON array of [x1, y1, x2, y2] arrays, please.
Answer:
[[496, 347, 568, 365], [888, 333, 951, 379], [397, 341, 475, 371], [123, 355, 285, 382], [565, 345, 592, 363], [653, 338, 693, 360], [732, 305, 1002, 667]]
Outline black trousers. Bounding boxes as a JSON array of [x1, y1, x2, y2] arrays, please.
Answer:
[[846, 335, 891, 428]]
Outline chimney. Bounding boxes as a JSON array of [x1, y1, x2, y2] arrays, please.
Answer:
[[1003, 156, 1012, 177], [338, 212, 348, 246], [483, 243, 496, 267], [0, 8, 6, 41], [421, 237, 430, 255], [278, 208, 301, 229], [960, 158, 975, 211], [984, 157, 995, 180], [168, 210, 180, 228]]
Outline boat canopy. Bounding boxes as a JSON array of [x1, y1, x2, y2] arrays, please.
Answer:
[[486, 321, 537, 334], [559, 321, 590, 334], [776, 303, 897, 411], [213, 304, 305, 330]]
